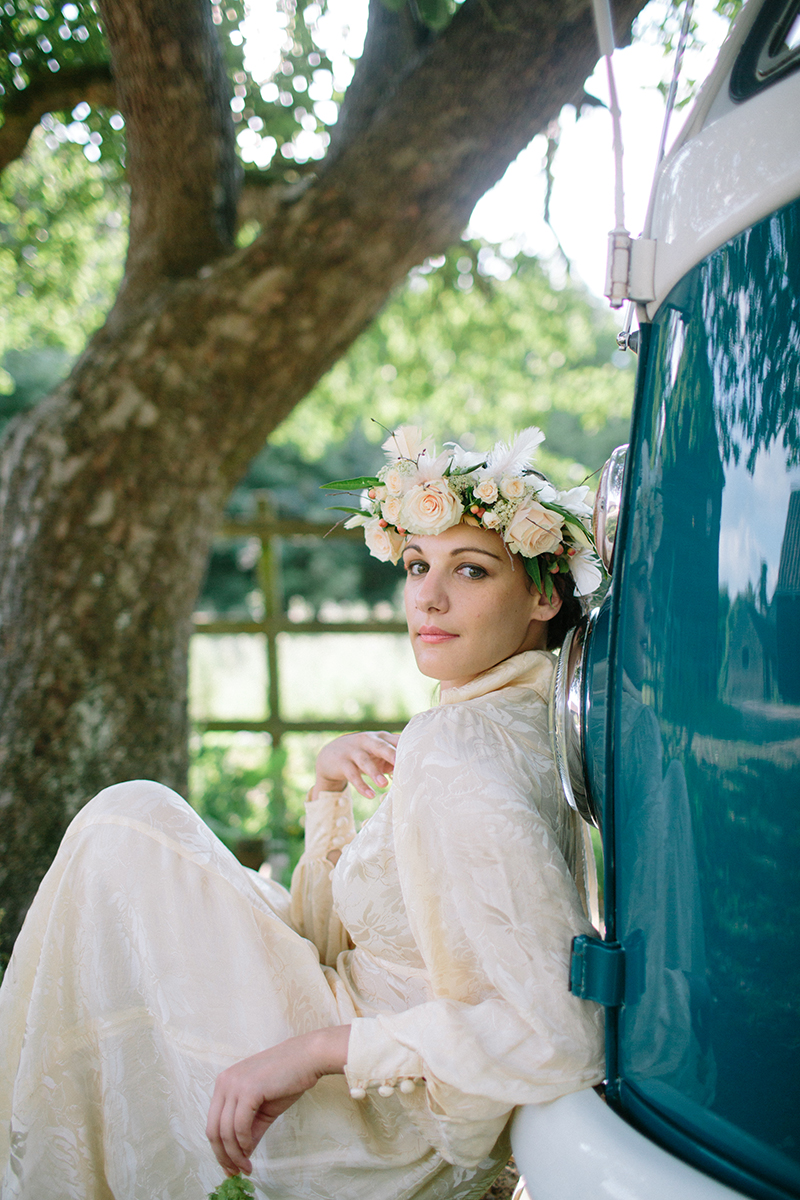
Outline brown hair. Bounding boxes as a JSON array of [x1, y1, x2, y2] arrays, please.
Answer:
[[545, 571, 583, 650]]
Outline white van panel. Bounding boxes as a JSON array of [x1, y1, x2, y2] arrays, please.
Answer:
[[511, 1090, 746, 1200], [644, 71, 800, 317]]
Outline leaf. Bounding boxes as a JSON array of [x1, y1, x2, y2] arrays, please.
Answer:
[[207, 1174, 256, 1199], [415, 0, 454, 31], [320, 477, 379, 490], [326, 505, 368, 516], [524, 556, 542, 590], [543, 570, 555, 603]]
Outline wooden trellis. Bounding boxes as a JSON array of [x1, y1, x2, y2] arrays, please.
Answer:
[[192, 503, 408, 831]]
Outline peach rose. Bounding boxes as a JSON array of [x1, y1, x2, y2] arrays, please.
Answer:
[[482, 509, 503, 530], [384, 467, 407, 496], [504, 501, 563, 557], [400, 480, 462, 535], [381, 495, 403, 525], [474, 478, 499, 504], [499, 475, 526, 500], [364, 518, 406, 564]]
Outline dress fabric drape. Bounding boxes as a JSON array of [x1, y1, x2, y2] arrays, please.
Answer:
[[0, 649, 604, 1200]]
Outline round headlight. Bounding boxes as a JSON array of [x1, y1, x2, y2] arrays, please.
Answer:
[[593, 444, 628, 574]]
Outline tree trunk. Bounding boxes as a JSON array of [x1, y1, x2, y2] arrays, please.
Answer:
[[0, 0, 647, 956]]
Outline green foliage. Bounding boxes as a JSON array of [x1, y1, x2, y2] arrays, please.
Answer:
[[274, 243, 634, 486], [379, 0, 456, 31], [208, 1174, 255, 1200], [1, 0, 338, 179], [200, 428, 400, 616], [0, 0, 124, 163], [190, 733, 295, 845], [0, 126, 126, 362]]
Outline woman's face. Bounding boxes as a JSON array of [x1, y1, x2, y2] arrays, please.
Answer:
[[403, 524, 561, 690]]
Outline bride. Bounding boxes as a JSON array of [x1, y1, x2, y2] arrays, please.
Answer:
[[0, 426, 605, 1200]]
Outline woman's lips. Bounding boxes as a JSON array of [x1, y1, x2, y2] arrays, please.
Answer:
[[418, 625, 458, 643]]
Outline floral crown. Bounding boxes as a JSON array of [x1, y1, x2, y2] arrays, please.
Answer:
[[323, 425, 604, 598]]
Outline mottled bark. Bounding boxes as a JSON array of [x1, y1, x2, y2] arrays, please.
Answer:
[[0, 0, 647, 954]]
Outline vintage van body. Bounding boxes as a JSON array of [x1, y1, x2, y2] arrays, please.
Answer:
[[511, 2, 800, 1197]]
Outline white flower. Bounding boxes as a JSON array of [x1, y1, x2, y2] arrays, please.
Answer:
[[372, 485, 388, 502], [474, 478, 499, 504], [415, 449, 452, 482], [533, 480, 557, 504], [482, 509, 503, 530], [484, 426, 545, 477], [504, 501, 563, 557], [382, 425, 434, 463], [499, 476, 526, 500], [344, 513, 369, 529], [444, 440, 486, 471], [566, 520, 592, 549], [381, 495, 403, 525], [364, 518, 406, 564], [400, 480, 462, 535], [557, 485, 593, 518], [569, 546, 603, 596]]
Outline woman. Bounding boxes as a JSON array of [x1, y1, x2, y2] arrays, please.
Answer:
[[0, 426, 605, 1200]]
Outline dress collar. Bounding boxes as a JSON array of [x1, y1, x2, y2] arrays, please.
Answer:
[[438, 649, 555, 707]]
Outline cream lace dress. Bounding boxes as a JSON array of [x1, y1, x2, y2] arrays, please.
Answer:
[[0, 649, 603, 1200]]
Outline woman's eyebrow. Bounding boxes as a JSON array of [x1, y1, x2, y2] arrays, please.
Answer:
[[448, 547, 502, 560], [401, 544, 502, 561]]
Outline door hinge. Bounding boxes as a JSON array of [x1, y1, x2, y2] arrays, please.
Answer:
[[570, 935, 625, 1006]]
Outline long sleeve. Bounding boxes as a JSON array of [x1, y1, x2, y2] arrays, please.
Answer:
[[343, 699, 604, 1166], [289, 789, 356, 966]]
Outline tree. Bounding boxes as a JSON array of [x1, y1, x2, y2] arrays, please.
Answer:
[[0, 0, 648, 955]]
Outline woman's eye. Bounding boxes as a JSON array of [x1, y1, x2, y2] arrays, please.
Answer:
[[458, 564, 487, 580], [405, 560, 427, 576]]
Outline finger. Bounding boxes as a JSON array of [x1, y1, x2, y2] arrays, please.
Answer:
[[219, 1095, 253, 1175], [345, 766, 375, 799], [207, 1087, 235, 1171], [353, 751, 393, 793], [233, 1098, 260, 1168], [366, 734, 399, 768], [208, 1109, 243, 1175]]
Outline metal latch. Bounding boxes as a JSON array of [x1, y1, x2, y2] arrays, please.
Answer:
[[570, 935, 625, 1006], [603, 234, 657, 308]]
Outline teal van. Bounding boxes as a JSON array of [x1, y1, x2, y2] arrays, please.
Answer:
[[512, 2, 800, 1197]]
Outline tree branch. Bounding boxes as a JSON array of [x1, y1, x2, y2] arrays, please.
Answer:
[[325, 0, 433, 162], [94, 0, 649, 465], [97, 0, 240, 313], [0, 63, 116, 174]]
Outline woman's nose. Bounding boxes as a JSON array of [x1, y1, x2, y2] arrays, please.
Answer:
[[416, 571, 447, 612]]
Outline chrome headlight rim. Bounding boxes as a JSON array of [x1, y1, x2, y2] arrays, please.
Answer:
[[593, 444, 628, 575], [549, 612, 600, 830]]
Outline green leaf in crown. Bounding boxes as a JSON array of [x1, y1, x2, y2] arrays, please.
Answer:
[[320, 477, 380, 490]]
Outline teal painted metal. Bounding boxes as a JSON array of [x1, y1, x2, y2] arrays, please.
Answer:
[[569, 935, 625, 1006], [599, 195, 800, 1198]]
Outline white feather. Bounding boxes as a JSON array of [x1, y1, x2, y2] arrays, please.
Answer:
[[485, 426, 545, 478]]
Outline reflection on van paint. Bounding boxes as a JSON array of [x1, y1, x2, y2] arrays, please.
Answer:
[[611, 193, 800, 1192]]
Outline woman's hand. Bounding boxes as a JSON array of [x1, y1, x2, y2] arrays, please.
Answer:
[[313, 731, 399, 800], [206, 1026, 350, 1176]]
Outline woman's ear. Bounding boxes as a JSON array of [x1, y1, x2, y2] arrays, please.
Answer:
[[525, 574, 563, 623]]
